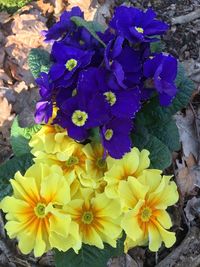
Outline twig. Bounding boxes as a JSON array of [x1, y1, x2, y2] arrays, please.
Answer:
[[171, 9, 200, 25]]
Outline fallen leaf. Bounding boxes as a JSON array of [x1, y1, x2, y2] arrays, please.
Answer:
[[67, 0, 99, 21], [175, 109, 199, 160], [34, 0, 54, 15], [184, 197, 200, 222], [176, 154, 199, 196], [0, 96, 12, 126]]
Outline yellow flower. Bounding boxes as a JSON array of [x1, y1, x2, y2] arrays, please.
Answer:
[[80, 143, 107, 188], [64, 189, 122, 249], [29, 124, 75, 156], [104, 147, 150, 198], [120, 171, 179, 252], [0, 164, 81, 257]]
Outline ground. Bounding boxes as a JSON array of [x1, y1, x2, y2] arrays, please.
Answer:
[[0, 0, 200, 266]]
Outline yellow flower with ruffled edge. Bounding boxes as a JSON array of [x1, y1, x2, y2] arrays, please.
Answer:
[[119, 170, 179, 252], [29, 124, 75, 156], [104, 147, 150, 198], [79, 143, 107, 188], [0, 164, 81, 257], [64, 188, 122, 249]]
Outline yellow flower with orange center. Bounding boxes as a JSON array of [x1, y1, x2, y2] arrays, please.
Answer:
[[104, 147, 150, 198], [0, 164, 81, 257], [80, 143, 107, 188], [119, 170, 179, 252], [64, 189, 122, 249]]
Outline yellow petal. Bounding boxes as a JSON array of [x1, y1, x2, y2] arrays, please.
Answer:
[[134, 149, 150, 176], [137, 169, 162, 193], [49, 211, 71, 237], [92, 193, 122, 218], [119, 181, 138, 208], [17, 232, 35, 255], [154, 210, 172, 229], [82, 226, 104, 249], [148, 222, 162, 252], [128, 177, 149, 202], [154, 220, 176, 248], [121, 201, 144, 241]]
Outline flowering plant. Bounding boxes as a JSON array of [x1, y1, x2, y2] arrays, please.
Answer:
[[0, 4, 194, 267]]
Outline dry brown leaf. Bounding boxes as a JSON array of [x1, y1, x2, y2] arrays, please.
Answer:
[[0, 69, 12, 85], [0, 11, 11, 24], [176, 154, 199, 196], [67, 0, 98, 20], [184, 197, 200, 222], [35, 0, 54, 15], [175, 109, 199, 160], [4, 8, 50, 86], [0, 96, 12, 126]]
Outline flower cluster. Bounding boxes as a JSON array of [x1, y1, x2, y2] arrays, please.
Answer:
[[35, 5, 178, 159], [1, 125, 178, 257]]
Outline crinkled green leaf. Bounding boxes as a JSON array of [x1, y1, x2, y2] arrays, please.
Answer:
[[148, 119, 180, 152], [0, 154, 33, 199], [71, 16, 106, 47], [54, 236, 125, 267], [28, 48, 51, 78], [133, 129, 172, 170], [11, 117, 41, 156]]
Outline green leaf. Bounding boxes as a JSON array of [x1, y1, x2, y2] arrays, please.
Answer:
[[148, 119, 180, 152], [133, 129, 172, 170], [0, 154, 33, 199], [150, 40, 165, 53], [55, 237, 124, 267], [11, 117, 41, 156], [71, 16, 106, 47], [28, 48, 51, 78]]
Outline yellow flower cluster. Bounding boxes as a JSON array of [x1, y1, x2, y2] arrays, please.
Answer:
[[0, 125, 179, 257]]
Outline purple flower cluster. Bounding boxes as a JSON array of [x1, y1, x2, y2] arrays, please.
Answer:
[[35, 5, 178, 159]]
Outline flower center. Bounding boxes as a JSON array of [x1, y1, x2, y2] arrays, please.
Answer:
[[140, 207, 152, 222], [96, 158, 106, 169], [104, 129, 113, 141], [65, 58, 78, 71], [71, 110, 88, 127], [135, 27, 144, 34], [104, 91, 117, 106], [82, 211, 94, 224], [72, 88, 77, 96], [34, 203, 46, 218], [66, 156, 79, 166]]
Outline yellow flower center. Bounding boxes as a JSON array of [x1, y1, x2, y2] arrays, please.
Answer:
[[140, 207, 152, 222], [66, 156, 79, 166], [34, 203, 46, 218], [65, 58, 78, 71], [135, 27, 144, 34], [82, 211, 94, 224], [104, 91, 116, 106], [71, 110, 88, 127], [72, 88, 77, 96], [104, 129, 113, 141], [96, 158, 106, 169]]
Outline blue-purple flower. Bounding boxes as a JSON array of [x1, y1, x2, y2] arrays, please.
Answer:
[[35, 72, 54, 123], [78, 67, 141, 119], [43, 7, 83, 42], [101, 118, 133, 159], [110, 6, 169, 43], [49, 41, 94, 87], [105, 37, 142, 87], [143, 53, 178, 106], [55, 91, 109, 141]]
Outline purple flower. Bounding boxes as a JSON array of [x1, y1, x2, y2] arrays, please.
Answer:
[[78, 67, 141, 119], [55, 91, 109, 141], [49, 41, 94, 86], [105, 37, 142, 87], [143, 53, 178, 106], [101, 118, 133, 159], [110, 6, 169, 43], [43, 7, 83, 42], [34, 72, 54, 123]]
